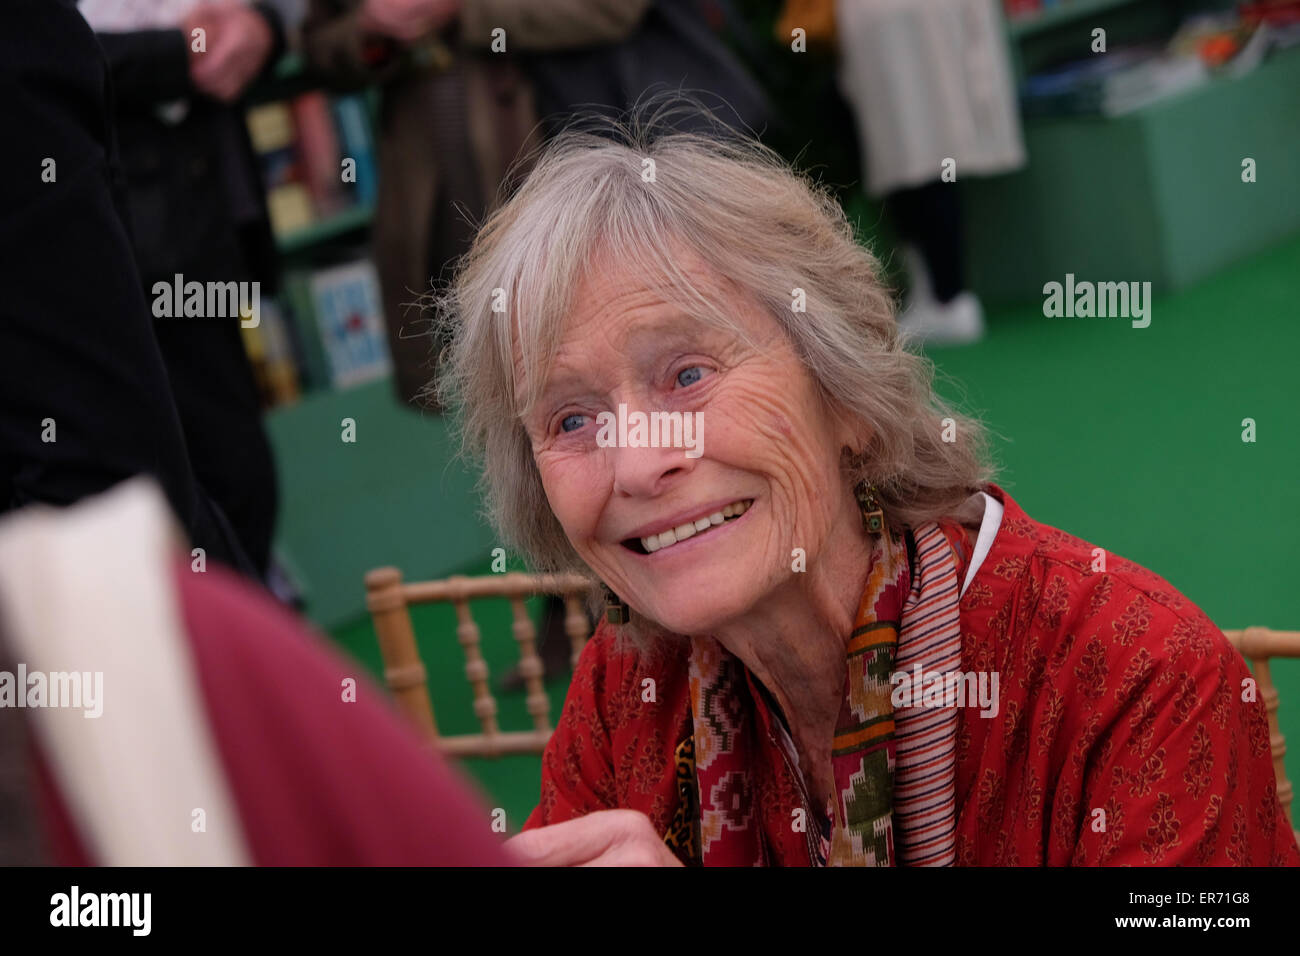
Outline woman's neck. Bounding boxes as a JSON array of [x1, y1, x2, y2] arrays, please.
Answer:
[[709, 507, 876, 809]]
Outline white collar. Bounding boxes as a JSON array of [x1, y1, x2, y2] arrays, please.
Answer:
[[959, 491, 1004, 598]]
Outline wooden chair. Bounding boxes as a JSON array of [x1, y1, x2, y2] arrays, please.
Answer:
[[364, 567, 593, 758], [361, 572, 1299, 842], [1222, 627, 1299, 847]]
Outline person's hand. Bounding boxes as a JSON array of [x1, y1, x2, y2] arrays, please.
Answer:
[[504, 810, 685, 867], [357, 0, 461, 44], [183, 2, 274, 103]]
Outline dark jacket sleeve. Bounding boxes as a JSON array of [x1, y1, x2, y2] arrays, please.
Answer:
[[94, 29, 193, 109], [0, 0, 256, 577]]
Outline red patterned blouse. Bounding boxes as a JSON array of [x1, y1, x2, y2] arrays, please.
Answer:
[[524, 484, 1300, 866]]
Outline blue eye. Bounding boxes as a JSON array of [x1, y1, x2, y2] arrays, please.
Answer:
[[676, 366, 705, 387], [560, 414, 586, 433]]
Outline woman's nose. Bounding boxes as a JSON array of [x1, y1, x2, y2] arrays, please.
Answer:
[[609, 443, 697, 499]]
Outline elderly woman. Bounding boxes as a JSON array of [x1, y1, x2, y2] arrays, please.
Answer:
[[436, 118, 1299, 867]]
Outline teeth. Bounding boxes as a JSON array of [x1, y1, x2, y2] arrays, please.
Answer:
[[638, 500, 752, 554]]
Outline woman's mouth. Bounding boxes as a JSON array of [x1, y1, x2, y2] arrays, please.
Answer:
[[623, 499, 753, 555]]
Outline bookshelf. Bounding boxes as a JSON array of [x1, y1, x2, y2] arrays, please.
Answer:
[[276, 203, 374, 256], [239, 51, 390, 413]]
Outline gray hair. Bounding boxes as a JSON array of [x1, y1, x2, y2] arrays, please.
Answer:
[[434, 106, 996, 587]]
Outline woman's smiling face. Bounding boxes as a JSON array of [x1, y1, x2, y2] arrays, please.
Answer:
[[521, 255, 862, 636]]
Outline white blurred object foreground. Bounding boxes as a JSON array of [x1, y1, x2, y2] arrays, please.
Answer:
[[0, 479, 252, 865]]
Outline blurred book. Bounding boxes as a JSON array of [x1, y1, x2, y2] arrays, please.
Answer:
[[1021, 45, 1209, 117], [291, 92, 347, 219], [246, 101, 313, 237], [240, 300, 301, 409], [308, 260, 391, 388], [281, 270, 331, 392], [247, 93, 376, 240], [1101, 55, 1208, 115], [332, 95, 379, 208], [1169, 12, 1279, 76], [1020, 46, 1153, 115], [266, 185, 315, 237]]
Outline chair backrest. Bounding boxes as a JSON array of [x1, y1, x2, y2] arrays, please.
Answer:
[[1221, 627, 1298, 845], [364, 567, 593, 758]]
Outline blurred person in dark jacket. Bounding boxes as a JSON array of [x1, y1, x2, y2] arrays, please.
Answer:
[[0, 0, 271, 578], [80, 0, 286, 579]]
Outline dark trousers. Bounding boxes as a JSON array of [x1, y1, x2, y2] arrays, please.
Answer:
[[888, 180, 965, 303]]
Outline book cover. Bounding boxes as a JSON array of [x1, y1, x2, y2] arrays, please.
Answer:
[[281, 272, 330, 392], [240, 300, 301, 408], [308, 259, 392, 389]]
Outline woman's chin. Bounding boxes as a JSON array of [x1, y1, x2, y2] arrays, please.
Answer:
[[635, 588, 755, 637]]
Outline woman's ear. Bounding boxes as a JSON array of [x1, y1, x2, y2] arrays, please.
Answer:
[[836, 417, 873, 465], [822, 393, 869, 455]]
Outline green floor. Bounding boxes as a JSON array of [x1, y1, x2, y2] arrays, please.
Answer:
[[331, 233, 1300, 833]]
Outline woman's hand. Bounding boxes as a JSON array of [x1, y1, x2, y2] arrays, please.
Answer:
[[505, 810, 684, 867]]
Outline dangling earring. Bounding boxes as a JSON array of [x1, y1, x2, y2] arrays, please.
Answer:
[[603, 586, 630, 625], [854, 480, 885, 535]]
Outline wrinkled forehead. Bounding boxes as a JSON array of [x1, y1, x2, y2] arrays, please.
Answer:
[[508, 239, 759, 416]]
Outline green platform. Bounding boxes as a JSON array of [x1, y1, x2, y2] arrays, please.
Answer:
[[966, 46, 1300, 303]]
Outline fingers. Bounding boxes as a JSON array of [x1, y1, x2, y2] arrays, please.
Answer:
[[574, 844, 685, 867], [505, 811, 624, 866], [187, 8, 271, 102], [505, 810, 677, 867]]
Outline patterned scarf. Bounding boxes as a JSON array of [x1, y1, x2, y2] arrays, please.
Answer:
[[686, 520, 967, 866]]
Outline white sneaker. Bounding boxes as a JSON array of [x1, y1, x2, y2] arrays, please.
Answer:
[[897, 291, 986, 348], [900, 244, 935, 306]]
